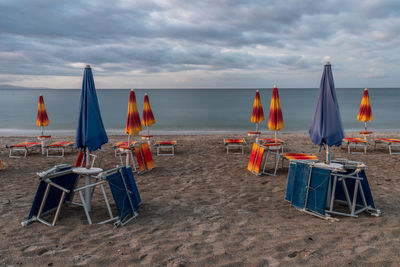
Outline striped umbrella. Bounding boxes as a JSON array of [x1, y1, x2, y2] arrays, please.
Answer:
[[125, 89, 142, 144], [357, 88, 372, 131], [250, 90, 265, 132], [36, 95, 50, 136], [142, 93, 156, 136], [268, 85, 284, 142]]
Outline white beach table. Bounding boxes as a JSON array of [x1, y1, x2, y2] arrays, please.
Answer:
[[72, 167, 103, 212]]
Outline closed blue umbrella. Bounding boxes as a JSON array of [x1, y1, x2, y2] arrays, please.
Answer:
[[309, 62, 344, 163], [76, 65, 108, 166]]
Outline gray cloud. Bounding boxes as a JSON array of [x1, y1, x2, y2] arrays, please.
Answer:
[[0, 0, 399, 88]]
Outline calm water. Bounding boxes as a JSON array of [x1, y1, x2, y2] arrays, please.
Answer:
[[0, 88, 399, 136]]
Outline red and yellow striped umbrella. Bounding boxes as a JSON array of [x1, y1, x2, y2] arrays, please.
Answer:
[[357, 88, 372, 131], [268, 85, 284, 141], [36, 95, 49, 135], [250, 90, 265, 132], [125, 89, 142, 136], [142, 93, 155, 135]]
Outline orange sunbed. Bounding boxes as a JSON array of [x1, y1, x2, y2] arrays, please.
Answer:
[[374, 138, 400, 155], [343, 137, 367, 154], [247, 143, 265, 175], [155, 140, 177, 156], [224, 138, 246, 154], [283, 153, 318, 160], [46, 142, 74, 157], [7, 142, 41, 158]]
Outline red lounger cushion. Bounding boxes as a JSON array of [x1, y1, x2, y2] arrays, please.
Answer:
[[225, 139, 244, 143], [48, 142, 73, 147], [10, 142, 41, 148], [157, 141, 176, 145], [343, 137, 366, 143]]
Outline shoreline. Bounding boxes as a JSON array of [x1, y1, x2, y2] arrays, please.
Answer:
[[1, 129, 400, 137]]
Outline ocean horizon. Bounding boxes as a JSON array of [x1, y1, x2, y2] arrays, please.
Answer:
[[1, 88, 399, 136]]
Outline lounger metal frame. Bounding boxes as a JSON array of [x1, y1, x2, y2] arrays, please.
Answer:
[[374, 139, 400, 155], [343, 139, 367, 154], [7, 143, 41, 158], [224, 138, 246, 154], [155, 141, 177, 156], [46, 142, 74, 158]]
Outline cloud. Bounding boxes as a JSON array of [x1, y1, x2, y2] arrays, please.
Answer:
[[0, 0, 399, 88]]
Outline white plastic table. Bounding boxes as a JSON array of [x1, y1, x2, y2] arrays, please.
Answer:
[[72, 167, 103, 211]]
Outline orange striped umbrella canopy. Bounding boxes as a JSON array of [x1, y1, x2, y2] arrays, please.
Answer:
[[36, 95, 49, 127], [268, 85, 284, 131], [251, 90, 265, 124], [125, 89, 142, 135], [142, 93, 155, 127], [357, 88, 372, 122]]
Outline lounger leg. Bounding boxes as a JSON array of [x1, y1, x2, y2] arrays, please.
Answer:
[[100, 184, 114, 220], [351, 180, 360, 216], [37, 184, 52, 219], [79, 190, 92, 224], [52, 191, 67, 226], [273, 152, 280, 176], [329, 176, 338, 212], [341, 179, 352, 213]]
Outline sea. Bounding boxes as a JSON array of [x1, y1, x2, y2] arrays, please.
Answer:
[[0, 88, 399, 136]]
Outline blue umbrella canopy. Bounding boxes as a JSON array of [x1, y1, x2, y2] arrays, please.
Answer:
[[76, 65, 108, 151], [309, 62, 344, 147]]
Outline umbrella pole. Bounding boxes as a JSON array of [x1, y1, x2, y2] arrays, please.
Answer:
[[126, 135, 131, 167], [85, 147, 90, 169], [364, 122, 367, 131], [40, 126, 45, 154], [256, 123, 259, 132], [325, 144, 330, 164], [147, 126, 149, 136], [274, 131, 277, 143]]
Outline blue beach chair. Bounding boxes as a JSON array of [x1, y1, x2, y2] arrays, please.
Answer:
[[22, 164, 79, 226], [101, 166, 141, 227], [285, 159, 380, 220]]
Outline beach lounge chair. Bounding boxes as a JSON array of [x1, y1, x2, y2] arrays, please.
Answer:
[[247, 143, 265, 175], [46, 141, 74, 157], [113, 141, 137, 157], [22, 164, 79, 226], [285, 159, 380, 220], [261, 143, 283, 176], [119, 142, 154, 174], [343, 137, 367, 154], [259, 138, 285, 153], [155, 140, 177, 156], [223, 138, 246, 154], [6, 142, 41, 158], [374, 138, 400, 155], [98, 166, 141, 227], [281, 153, 318, 168]]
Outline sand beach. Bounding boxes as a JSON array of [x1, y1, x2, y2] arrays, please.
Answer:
[[1, 132, 400, 266]]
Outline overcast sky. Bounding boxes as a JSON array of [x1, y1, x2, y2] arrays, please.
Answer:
[[0, 0, 399, 89]]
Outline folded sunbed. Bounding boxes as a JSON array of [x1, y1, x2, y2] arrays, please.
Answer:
[[46, 141, 74, 157], [155, 140, 177, 156], [223, 138, 246, 154], [374, 138, 400, 155], [343, 137, 367, 154], [22, 164, 79, 226], [113, 141, 137, 157], [6, 142, 41, 158]]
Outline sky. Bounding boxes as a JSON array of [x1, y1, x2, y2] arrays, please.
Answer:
[[0, 0, 399, 89]]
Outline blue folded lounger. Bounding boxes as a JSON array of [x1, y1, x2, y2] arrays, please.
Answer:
[[22, 164, 79, 226], [102, 166, 141, 227], [285, 160, 380, 219]]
